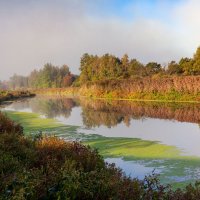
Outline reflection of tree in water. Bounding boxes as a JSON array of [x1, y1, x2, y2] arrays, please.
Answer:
[[7, 99, 31, 110], [81, 100, 136, 128], [29, 97, 78, 118], [9, 97, 200, 128], [80, 98, 200, 128], [82, 109, 131, 128]]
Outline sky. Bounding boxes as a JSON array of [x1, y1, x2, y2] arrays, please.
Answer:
[[1, 0, 200, 80]]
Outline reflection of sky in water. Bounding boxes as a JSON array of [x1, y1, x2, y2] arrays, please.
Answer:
[[2, 106, 33, 113], [105, 158, 160, 179], [2, 97, 200, 157], [55, 107, 200, 157], [56, 107, 83, 126], [80, 119, 200, 157]]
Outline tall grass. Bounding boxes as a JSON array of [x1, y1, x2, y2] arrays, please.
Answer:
[[32, 76, 200, 102]]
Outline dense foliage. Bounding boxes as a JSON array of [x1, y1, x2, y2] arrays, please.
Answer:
[[8, 64, 76, 89], [78, 47, 200, 84], [1, 47, 200, 91]]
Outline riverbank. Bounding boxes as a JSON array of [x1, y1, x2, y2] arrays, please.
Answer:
[[31, 76, 200, 103], [0, 90, 35, 104]]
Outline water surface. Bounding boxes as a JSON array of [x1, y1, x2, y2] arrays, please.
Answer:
[[2, 96, 200, 187]]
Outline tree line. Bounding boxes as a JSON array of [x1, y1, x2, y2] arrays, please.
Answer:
[[7, 63, 76, 90], [78, 47, 200, 84], [1, 46, 200, 90]]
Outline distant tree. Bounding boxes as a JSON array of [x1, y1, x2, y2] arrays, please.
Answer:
[[79, 53, 123, 83], [128, 59, 145, 77], [56, 65, 70, 87], [121, 54, 129, 67], [27, 63, 72, 88], [121, 54, 129, 76], [28, 69, 39, 88], [167, 61, 183, 75], [192, 47, 200, 75], [99, 54, 123, 79], [79, 53, 93, 83], [145, 62, 162, 75], [9, 74, 28, 89], [0, 81, 2, 89], [179, 58, 194, 75], [62, 73, 76, 87], [0, 81, 8, 90]]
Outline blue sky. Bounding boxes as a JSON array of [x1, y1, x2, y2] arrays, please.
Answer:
[[0, 0, 199, 80], [86, 0, 183, 20]]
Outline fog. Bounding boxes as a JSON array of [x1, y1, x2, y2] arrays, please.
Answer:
[[0, 0, 199, 80]]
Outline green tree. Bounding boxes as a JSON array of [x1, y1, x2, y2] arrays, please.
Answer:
[[145, 62, 162, 75], [192, 47, 200, 75], [179, 58, 194, 75], [121, 54, 129, 77], [167, 61, 183, 75], [128, 59, 145, 77], [79, 53, 93, 83]]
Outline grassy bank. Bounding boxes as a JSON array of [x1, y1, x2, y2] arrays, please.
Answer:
[[0, 90, 35, 104], [31, 76, 200, 102], [78, 76, 200, 102]]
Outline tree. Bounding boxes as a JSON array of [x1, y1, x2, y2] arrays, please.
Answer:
[[128, 59, 145, 77], [9, 74, 28, 89], [167, 61, 183, 75], [179, 58, 194, 75], [145, 62, 162, 75], [62, 73, 76, 87], [121, 54, 130, 78], [28, 70, 39, 88], [79, 53, 93, 83], [192, 47, 200, 75]]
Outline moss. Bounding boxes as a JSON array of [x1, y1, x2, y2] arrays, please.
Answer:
[[84, 137, 181, 159]]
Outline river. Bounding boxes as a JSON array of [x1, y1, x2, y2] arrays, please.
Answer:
[[2, 96, 200, 188]]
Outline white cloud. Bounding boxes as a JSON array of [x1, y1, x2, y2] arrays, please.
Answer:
[[174, 0, 200, 52]]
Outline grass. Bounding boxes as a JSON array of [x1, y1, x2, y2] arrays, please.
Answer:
[[33, 87, 200, 103], [84, 90, 200, 103]]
